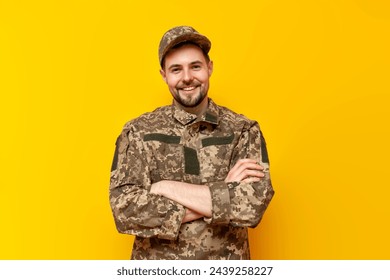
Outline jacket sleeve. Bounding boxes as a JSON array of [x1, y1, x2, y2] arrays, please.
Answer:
[[109, 125, 186, 240], [205, 121, 274, 228]]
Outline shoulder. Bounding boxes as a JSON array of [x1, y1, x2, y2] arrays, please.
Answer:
[[122, 105, 172, 133], [216, 104, 258, 131]]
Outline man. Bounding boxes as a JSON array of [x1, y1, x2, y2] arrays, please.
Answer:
[[109, 26, 274, 260]]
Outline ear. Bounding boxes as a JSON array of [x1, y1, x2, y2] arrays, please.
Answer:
[[160, 69, 167, 83], [208, 60, 214, 76]]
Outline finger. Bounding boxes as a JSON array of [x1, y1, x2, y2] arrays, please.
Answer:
[[242, 177, 262, 183], [225, 160, 265, 183], [230, 159, 257, 172], [235, 159, 258, 167], [235, 169, 265, 182], [243, 169, 265, 178], [226, 168, 264, 183], [232, 162, 264, 179]]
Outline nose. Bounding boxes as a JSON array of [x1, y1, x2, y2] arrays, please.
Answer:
[[182, 69, 194, 84]]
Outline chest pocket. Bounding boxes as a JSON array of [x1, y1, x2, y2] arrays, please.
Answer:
[[144, 133, 183, 183], [199, 134, 234, 182]]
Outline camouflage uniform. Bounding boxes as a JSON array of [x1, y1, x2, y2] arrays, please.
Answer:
[[109, 99, 274, 259]]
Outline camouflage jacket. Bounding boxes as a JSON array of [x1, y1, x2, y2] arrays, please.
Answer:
[[109, 99, 274, 259]]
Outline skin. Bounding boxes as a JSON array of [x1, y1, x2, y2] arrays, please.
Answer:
[[151, 44, 265, 223], [160, 44, 212, 117]]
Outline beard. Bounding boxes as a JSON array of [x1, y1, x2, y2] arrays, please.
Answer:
[[172, 84, 207, 108]]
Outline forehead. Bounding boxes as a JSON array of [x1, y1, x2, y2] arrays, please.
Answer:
[[164, 44, 207, 68]]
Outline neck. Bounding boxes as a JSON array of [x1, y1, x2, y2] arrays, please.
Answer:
[[175, 97, 209, 117]]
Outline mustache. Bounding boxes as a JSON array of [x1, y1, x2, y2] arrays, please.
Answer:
[[176, 82, 201, 89]]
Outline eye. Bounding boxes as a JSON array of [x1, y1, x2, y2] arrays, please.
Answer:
[[192, 64, 201, 70], [171, 67, 181, 73]]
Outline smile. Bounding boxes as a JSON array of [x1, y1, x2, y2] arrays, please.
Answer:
[[181, 86, 196, 91]]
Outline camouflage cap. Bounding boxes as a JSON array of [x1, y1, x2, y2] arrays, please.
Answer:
[[158, 26, 211, 67]]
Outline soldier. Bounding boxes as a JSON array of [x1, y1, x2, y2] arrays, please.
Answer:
[[109, 26, 274, 259]]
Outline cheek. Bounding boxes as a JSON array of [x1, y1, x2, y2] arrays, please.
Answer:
[[199, 77, 209, 88], [198, 72, 210, 84], [166, 76, 180, 88]]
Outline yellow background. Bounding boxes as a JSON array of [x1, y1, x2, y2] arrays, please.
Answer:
[[1, 0, 389, 259]]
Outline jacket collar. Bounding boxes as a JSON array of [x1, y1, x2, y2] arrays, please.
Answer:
[[172, 99, 219, 126]]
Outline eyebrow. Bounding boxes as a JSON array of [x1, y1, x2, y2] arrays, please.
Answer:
[[167, 60, 203, 70]]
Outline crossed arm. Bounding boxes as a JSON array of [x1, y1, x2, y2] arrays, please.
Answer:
[[110, 121, 274, 239], [150, 159, 266, 223]]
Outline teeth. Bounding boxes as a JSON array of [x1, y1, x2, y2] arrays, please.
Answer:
[[182, 86, 195, 91]]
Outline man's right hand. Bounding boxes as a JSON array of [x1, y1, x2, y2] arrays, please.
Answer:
[[225, 159, 265, 183]]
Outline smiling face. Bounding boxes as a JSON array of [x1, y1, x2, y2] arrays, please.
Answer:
[[160, 43, 213, 116]]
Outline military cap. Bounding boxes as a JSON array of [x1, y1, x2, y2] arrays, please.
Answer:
[[158, 26, 211, 66]]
